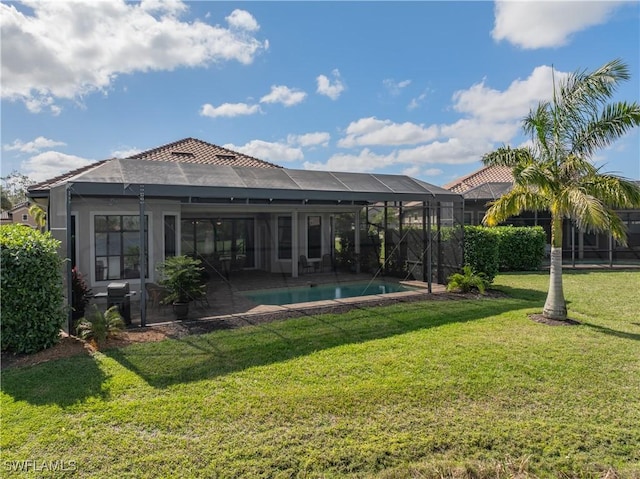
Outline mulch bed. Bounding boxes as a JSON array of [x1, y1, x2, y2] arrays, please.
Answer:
[[528, 313, 581, 326]]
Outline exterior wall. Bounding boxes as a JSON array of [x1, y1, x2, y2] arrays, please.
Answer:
[[71, 196, 180, 292]]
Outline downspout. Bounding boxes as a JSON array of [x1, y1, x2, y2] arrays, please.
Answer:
[[426, 202, 432, 293]]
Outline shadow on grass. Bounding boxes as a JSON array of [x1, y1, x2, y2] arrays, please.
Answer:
[[1, 355, 108, 407], [582, 322, 640, 342], [106, 295, 537, 388]]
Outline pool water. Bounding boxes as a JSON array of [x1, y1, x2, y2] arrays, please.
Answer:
[[243, 281, 416, 306]]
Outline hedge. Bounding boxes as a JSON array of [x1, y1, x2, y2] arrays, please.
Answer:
[[463, 225, 546, 281], [463, 226, 499, 282], [1, 224, 66, 353], [495, 226, 546, 271]]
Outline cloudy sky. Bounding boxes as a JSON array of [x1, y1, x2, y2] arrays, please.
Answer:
[[1, 1, 638, 184]]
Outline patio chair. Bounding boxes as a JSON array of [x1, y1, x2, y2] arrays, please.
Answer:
[[299, 255, 315, 274], [145, 282, 169, 310], [321, 253, 334, 272]]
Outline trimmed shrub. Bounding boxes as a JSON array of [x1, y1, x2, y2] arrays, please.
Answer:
[[463, 226, 499, 282], [1, 224, 66, 353], [495, 226, 546, 271]]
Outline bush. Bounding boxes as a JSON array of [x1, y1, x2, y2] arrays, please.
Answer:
[[1, 224, 66, 353], [76, 305, 125, 346], [72, 267, 93, 321], [463, 226, 499, 282], [495, 226, 546, 271], [446, 265, 489, 294]]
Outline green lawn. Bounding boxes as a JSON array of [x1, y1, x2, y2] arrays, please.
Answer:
[[2, 270, 639, 478]]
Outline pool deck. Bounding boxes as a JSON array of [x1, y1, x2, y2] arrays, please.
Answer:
[[123, 270, 446, 328]]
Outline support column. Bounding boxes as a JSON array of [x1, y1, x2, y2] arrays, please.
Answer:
[[139, 185, 146, 327], [292, 211, 299, 278], [66, 186, 73, 333], [354, 209, 361, 274]]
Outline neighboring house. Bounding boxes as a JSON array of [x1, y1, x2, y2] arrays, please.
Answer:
[[0, 201, 39, 228], [28, 137, 463, 325], [442, 165, 640, 263]]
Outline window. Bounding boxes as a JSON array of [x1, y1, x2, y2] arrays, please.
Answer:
[[278, 216, 292, 260], [22, 214, 28, 221], [463, 211, 473, 225], [94, 215, 148, 281], [164, 215, 177, 258]]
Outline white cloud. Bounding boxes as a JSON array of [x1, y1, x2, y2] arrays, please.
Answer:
[[304, 149, 395, 173], [452, 65, 568, 122], [226, 9, 260, 32], [4, 136, 66, 153], [287, 132, 330, 147], [1, 2, 267, 110], [316, 69, 345, 100], [223, 140, 303, 163], [407, 92, 427, 111], [260, 85, 307, 107], [383, 78, 412, 96], [338, 117, 439, 147], [21, 151, 95, 182], [402, 166, 443, 178], [394, 139, 491, 166], [200, 102, 261, 118], [111, 147, 143, 158], [492, 1, 627, 49]]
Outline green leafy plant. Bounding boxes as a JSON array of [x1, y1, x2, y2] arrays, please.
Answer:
[[72, 267, 93, 321], [463, 226, 499, 281], [156, 255, 205, 304], [446, 265, 489, 294], [76, 305, 125, 345], [0, 224, 65, 353]]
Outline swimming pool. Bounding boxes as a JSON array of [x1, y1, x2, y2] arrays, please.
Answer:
[[242, 281, 417, 306]]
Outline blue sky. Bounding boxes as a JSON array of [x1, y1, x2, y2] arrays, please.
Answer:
[[1, 1, 639, 186]]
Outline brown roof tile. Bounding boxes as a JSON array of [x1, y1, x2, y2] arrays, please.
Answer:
[[443, 165, 513, 193], [128, 138, 281, 169]]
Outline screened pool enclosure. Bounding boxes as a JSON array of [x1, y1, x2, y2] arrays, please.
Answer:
[[29, 158, 464, 328]]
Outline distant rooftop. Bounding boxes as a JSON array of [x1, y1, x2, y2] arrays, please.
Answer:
[[443, 165, 513, 194]]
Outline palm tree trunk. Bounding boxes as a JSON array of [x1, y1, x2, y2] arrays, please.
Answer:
[[543, 215, 567, 320]]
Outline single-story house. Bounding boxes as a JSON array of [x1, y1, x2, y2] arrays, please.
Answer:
[[442, 165, 640, 263], [27, 138, 464, 328]]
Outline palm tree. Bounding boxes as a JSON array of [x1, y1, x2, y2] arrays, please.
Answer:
[[482, 59, 640, 321], [28, 203, 47, 230]]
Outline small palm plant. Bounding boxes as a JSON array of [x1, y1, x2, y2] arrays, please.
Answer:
[[446, 265, 489, 294], [76, 305, 125, 346]]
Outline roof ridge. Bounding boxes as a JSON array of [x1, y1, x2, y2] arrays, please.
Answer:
[[129, 137, 282, 168]]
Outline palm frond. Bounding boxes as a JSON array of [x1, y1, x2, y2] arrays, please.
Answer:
[[482, 146, 533, 168], [482, 186, 550, 226], [523, 102, 554, 158], [558, 59, 629, 116], [582, 174, 640, 209], [570, 101, 640, 157]]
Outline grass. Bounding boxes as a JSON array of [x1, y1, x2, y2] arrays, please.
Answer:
[[2, 270, 640, 478]]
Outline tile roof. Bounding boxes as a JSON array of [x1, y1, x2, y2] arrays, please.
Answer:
[[27, 138, 282, 194], [128, 138, 281, 169], [443, 165, 513, 194]]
